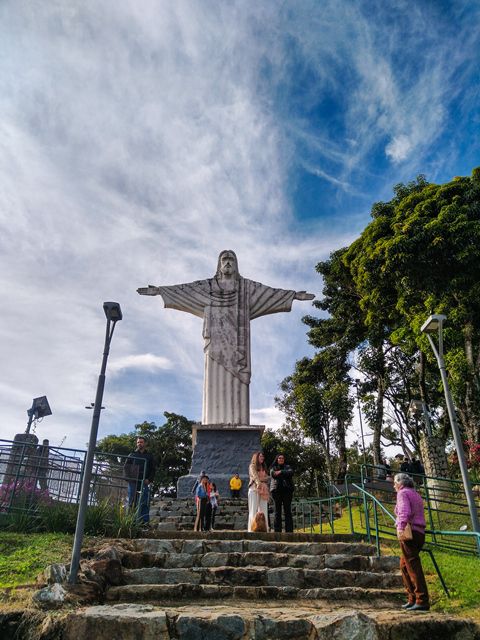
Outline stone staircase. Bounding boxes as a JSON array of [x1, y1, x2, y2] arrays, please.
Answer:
[[40, 531, 480, 640], [150, 498, 249, 531], [59, 531, 480, 639], [106, 531, 402, 605]]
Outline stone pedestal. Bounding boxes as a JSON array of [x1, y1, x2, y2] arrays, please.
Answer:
[[176, 424, 264, 499], [1, 433, 39, 486]]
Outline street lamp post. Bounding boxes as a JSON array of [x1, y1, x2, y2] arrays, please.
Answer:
[[354, 379, 367, 466], [68, 302, 122, 584], [421, 314, 480, 536]]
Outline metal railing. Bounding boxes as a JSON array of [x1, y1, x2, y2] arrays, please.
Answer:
[[0, 437, 146, 527], [351, 464, 480, 555]]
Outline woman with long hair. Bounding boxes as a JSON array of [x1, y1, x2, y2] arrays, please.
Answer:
[[194, 475, 209, 531], [248, 451, 270, 532]]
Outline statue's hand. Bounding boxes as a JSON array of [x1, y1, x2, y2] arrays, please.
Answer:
[[295, 291, 315, 301], [137, 285, 160, 296]]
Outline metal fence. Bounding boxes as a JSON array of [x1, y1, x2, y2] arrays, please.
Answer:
[[292, 464, 480, 556], [0, 437, 141, 520]]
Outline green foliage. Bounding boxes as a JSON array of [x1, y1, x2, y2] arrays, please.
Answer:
[[0, 532, 73, 588], [96, 411, 194, 495], [292, 167, 480, 468], [38, 501, 78, 534], [262, 423, 327, 496]]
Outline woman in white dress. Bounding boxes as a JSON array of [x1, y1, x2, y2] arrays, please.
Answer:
[[248, 452, 270, 532]]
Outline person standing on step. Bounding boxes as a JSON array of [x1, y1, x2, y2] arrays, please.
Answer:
[[394, 472, 430, 611], [194, 475, 209, 531], [248, 452, 270, 532], [270, 454, 294, 533], [124, 436, 156, 524], [208, 482, 219, 530], [229, 473, 242, 498]]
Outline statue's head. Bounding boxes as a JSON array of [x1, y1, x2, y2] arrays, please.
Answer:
[[216, 250, 240, 280]]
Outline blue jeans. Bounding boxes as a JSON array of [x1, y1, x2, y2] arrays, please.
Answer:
[[128, 482, 150, 523]]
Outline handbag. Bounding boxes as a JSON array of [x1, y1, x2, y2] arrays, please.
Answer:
[[400, 522, 413, 541]]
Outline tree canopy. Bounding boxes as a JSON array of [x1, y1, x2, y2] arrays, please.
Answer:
[[280, 167, 480, 473], [96, 412, 193, 495]]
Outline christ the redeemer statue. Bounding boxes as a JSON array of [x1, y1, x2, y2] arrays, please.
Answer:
[[137, 250, 314, 425]]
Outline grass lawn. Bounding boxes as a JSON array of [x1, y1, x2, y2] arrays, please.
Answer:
[[0, 532, 73, 588]]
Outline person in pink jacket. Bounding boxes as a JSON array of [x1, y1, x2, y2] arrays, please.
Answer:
[[394, 472, 430, 611]]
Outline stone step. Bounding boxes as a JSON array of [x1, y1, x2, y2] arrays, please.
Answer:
[[106, 583, 404, 605], [155, 521, 238, 532], [120, 566, 402, 590], [161, 514, 247, 523], [122, 551, 399, 572], [132, 537, 378, 556], [134, 530, 370, 542], [63, 603, 480, 640]]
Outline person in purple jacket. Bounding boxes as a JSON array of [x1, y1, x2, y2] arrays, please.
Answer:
[[394, 473, 430, 611]]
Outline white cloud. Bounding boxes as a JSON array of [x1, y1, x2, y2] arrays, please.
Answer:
[[0, 1, 477, 450], [385, 135, 414, 163], [109, 353, 172, 375], [250, 407, 285, 431]]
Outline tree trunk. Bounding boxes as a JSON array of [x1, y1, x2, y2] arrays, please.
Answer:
[[463, 323, 480, 444]]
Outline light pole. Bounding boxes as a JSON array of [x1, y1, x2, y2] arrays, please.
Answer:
[[353, 379, 367, 466], [68, 302, 122, 584], [421, 313, 480, 536]]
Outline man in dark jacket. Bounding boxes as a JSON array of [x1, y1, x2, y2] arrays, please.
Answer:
[[270, 454, 294, 532], [124, 436, 156, 524]]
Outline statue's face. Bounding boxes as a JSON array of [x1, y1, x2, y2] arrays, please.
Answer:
[[219, 252, 237, 277]]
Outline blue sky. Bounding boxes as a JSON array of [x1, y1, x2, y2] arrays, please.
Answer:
[[1, 1, 479, 450]]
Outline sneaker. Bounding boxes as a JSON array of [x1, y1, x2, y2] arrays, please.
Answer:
[[401, 602, 414, 609], [409, 604, 430, 612]]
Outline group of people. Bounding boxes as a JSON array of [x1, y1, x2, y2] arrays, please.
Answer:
[[192, 472, 220, 531], [248, 451, 294, 533]]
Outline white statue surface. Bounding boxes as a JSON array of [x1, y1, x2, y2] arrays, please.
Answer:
[[137, 250, 314, 425]]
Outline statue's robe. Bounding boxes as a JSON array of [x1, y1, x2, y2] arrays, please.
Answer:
[[157, 277, 296, 425]]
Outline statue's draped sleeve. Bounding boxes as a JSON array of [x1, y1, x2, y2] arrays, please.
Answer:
[[248, 280, 296, 320], [156, 281, 210, 319]]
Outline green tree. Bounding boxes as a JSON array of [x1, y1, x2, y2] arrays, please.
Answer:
[[276, 352, 353, 482], [261, 423, 327, 496], [345, 168, 480, 446], [97, 412, 193, 495]]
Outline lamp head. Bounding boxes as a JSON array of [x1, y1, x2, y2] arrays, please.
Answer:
[[103, 301, 122, 321], [421, 313, 446, 334]]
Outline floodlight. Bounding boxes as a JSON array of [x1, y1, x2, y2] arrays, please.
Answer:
[[29, 396, 52, 419], [103, 301, 122, 321], [420, 314, 447, 334]]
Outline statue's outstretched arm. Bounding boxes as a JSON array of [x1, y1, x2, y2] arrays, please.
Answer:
[[295, 291, 315, 301], [137, 285, 160, 296]]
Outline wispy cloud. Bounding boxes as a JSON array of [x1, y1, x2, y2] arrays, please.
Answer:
[[109, 354, 172, 375], [1, 1, 479, 447]]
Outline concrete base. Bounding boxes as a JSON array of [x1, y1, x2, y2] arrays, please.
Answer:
[[177, 424, 264, 499]]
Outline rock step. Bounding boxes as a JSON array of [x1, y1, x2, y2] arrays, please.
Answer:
[[135, 531, 367, 542], [133, 538, 377, 556], [159, 513, 247, 521], [156, 505, 249, 515], [122, 551, 399, 572], [121, 566, 402, 589], [155, 521, 239, 532], [106, 583, 404, 605], [63, 603, 480, 640]]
